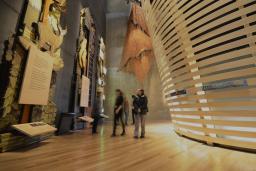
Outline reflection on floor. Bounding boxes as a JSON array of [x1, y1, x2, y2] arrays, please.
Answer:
[[0, 122, 256, 171]]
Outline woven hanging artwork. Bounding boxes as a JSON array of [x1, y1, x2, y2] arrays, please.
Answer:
[[120, 4, 154, 83]]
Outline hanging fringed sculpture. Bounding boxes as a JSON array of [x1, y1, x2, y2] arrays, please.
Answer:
[[120, 3, 154, 83]]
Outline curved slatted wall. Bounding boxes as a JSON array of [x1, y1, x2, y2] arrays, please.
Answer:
[[141, 0, 256, 150]]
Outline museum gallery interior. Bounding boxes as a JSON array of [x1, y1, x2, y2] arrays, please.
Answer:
[[0, 0, 256, 170]]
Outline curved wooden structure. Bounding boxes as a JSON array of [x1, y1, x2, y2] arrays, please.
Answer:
[[141, 0, 256, 150]]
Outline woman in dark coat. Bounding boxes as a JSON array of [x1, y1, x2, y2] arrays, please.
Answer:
[[112, 89, 126, 136]]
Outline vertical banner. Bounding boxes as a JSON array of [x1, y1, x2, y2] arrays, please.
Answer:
[[19, 46, 53, 105], [80, 76, 90, 107]]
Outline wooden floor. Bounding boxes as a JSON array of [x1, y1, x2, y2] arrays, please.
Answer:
[[0, 122, 256, 171]]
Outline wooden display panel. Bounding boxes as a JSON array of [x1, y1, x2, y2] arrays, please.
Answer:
[[12, 122, 57, 137]]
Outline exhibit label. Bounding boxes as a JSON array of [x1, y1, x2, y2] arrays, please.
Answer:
[[80, 76, 90, 107], [19, 46, 53, 105]]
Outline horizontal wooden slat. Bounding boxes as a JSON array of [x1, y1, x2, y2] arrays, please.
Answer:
[[166, 67, 256, 92], [169, 87, 256, 100], [166, 57, 255, 86], [172, 117, 256, 127], [170, 101, 256, 108], [174, 123, 256, 138], [176, 129, 256, 150], [170, 110, 256, 117]]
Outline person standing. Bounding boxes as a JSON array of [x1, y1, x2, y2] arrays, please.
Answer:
[[134, 89, 148, 138], [112, 89, 126, 137], [124, 96, 130, 126], [92, 92, 103, 134], [131, 95, 138, 125], [131, 109, 135, 125]]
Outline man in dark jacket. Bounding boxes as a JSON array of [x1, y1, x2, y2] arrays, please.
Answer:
[[134, 89, 148, 138]]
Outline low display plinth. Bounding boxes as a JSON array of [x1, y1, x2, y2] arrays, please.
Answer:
[[0, 132, 53, 153]]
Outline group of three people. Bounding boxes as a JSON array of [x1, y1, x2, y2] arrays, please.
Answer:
[[112, 89, 148, 138]]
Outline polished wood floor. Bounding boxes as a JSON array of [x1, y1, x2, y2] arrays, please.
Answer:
[[0, 122, 256, 171]]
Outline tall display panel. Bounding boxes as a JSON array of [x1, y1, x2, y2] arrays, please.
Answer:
[[0, 0, 66, 152]]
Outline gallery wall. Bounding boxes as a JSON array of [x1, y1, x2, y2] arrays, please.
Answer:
[[81, 0, 107, 39], [54, 0, 107, 115], [0, 0, 25, 63], [54, 0, 81, 114], [105, 0, 169, 120], [0, 0, 106, 127], [0, 0, 169, 128]]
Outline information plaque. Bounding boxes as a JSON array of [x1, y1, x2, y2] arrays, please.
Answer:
[[12, 122, 57, 137], [19, 46, 53, 105], [80, 76, 90, 107], [79, 116, 94, 123]]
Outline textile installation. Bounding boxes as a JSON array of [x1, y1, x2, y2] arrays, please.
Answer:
[[120, 4, 154, 83]]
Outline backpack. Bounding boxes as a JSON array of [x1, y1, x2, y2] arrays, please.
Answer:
[[139, 95, 148, 114]]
